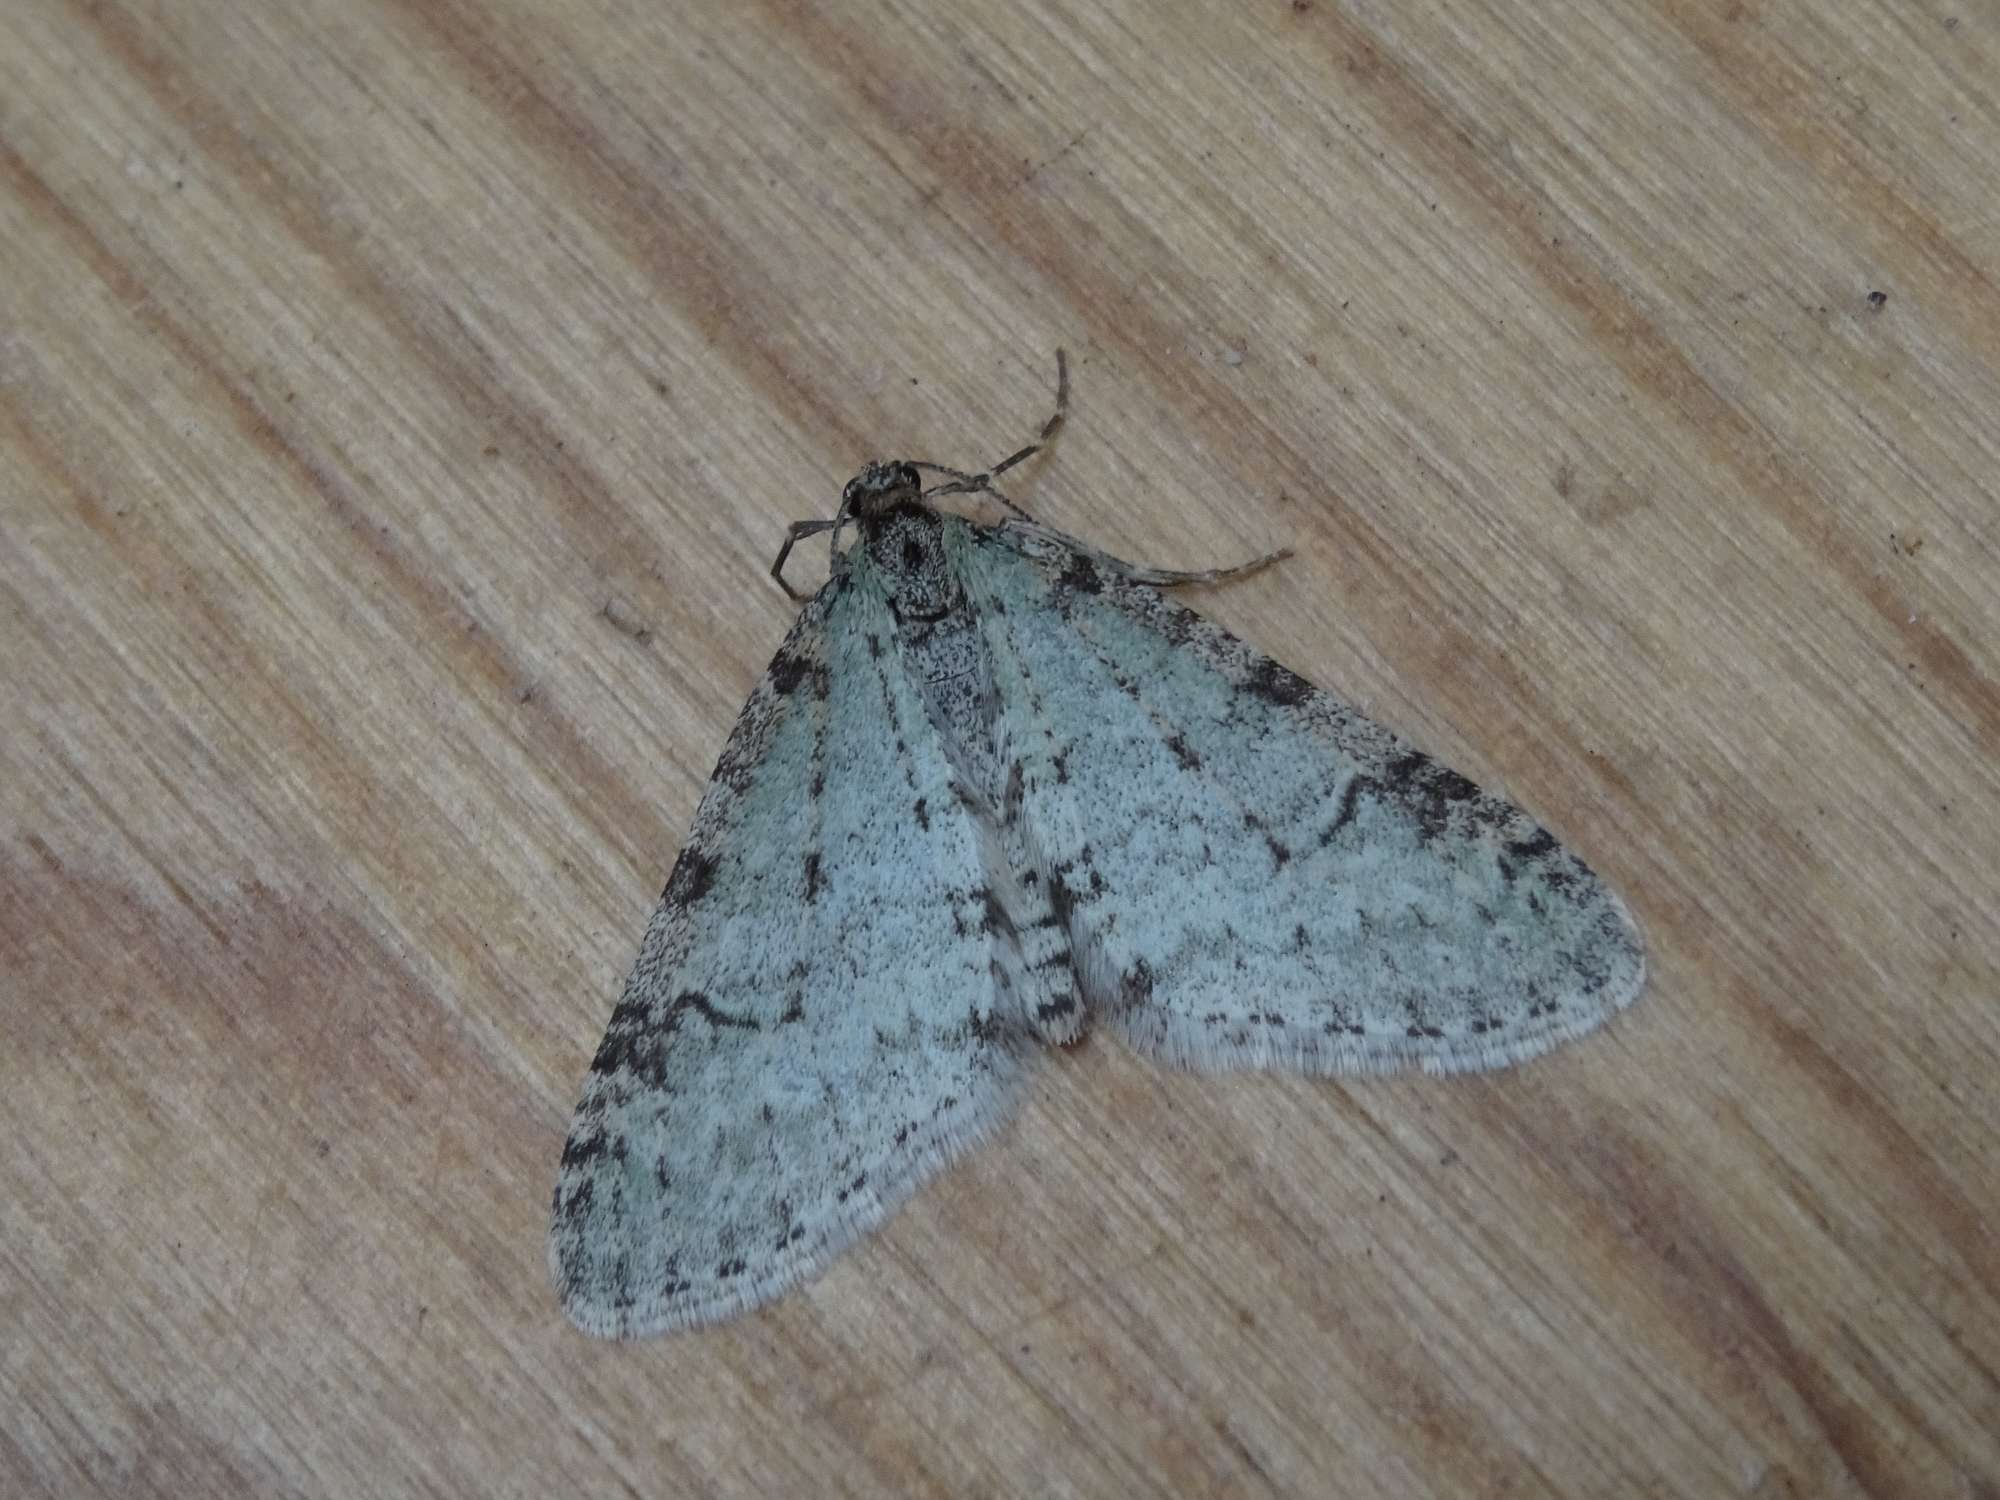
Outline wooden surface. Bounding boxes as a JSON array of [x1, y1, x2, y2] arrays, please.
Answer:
[[5, 1, 1996, 1494]]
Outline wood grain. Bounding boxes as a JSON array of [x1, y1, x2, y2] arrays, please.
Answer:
[[5, 1, 1996, 1494]]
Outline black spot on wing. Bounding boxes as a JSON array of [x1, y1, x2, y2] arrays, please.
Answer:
[[1245, 657, 1313, 707], [1046, 871, 1077, 932], [1386, 750, 1476, 800], [559, 1129, 609, 1170], [782, 656, 830, 701], [589, 1004, 672, 1089], [713, 733, 762, 792], [1382, 750, 1484, 842], [1164, 733, 1203, 772], [803, 850, 824, 903], [662, 848, 718, 908], [1506, 828, 1559, 861], [1057, 551, 1103, 595], [1502, 826, 1591, 897], [593, 992, 753, 1082], [768, 650, 811, 696]]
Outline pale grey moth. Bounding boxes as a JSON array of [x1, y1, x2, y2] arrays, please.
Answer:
[[551, 354, 1645, 1338]]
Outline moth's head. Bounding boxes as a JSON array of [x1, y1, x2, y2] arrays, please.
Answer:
[[842, 461, 924, 519]]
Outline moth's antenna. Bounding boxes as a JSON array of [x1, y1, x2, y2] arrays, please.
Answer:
[[915, 348, 1069, 520]]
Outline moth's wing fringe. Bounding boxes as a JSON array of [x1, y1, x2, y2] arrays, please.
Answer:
[[1108, 889, 1646, 1076], [554, 1050, 1028, 1338]]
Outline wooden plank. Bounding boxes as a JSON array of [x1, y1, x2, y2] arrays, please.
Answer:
[[3, 0, 1995, 1493]]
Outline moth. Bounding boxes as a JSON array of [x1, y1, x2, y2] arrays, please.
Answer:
[[551, 354, 1645, 1337]]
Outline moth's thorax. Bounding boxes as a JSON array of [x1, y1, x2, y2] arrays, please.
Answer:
[[861, 499, 962, 623]]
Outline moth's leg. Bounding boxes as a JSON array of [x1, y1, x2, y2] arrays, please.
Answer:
[[770, 518, 839, 600], [917, 467, 1036, 522], [915, 349, 1070, 521], [1089, 546, 1292, 589], [914, 461, 996, 494], [1005, 518, 1291, 590]]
